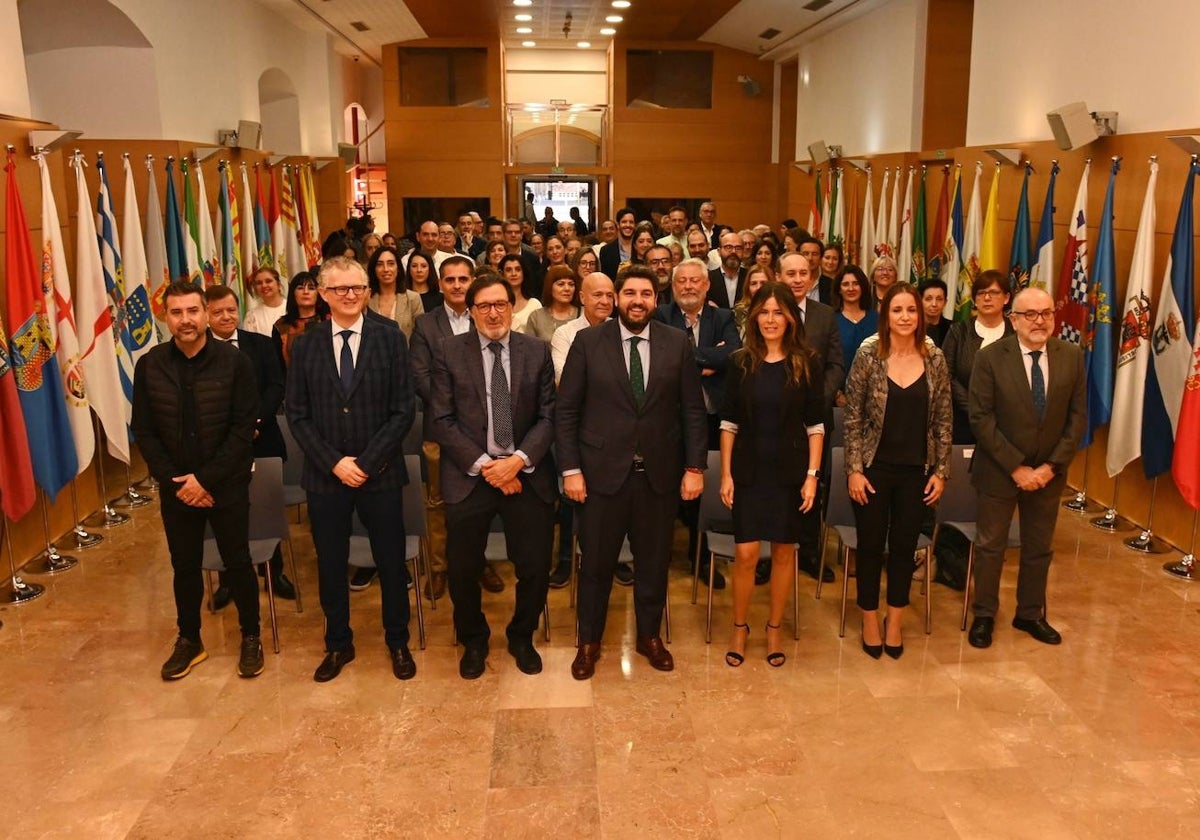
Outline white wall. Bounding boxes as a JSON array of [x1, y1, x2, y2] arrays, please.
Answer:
[[505, 49, 609, 105], [0, 0, 31, 116], [26, 46, 161, 137], [967, 0, 1200, 146]]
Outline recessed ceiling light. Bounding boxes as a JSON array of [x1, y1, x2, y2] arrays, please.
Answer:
[[515, 13, 532, 21], [612, 0, 631, 7], [577, 41, 591, 48], [605, 15, 623, 22], [600, 27, 616, 35], [513, 0, 533, 6], [516, 26, 532, 33], [522, 40, 536, 47]]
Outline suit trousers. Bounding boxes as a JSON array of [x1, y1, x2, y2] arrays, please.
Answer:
[[971, 475, 1064, 621], [160, 493, 260, 641], [422, 441, 449, 574], [851, 463, 927, 610], [308, 486, 410, 651], [445, 475, 554, 650], [577, 469, 676, 643]]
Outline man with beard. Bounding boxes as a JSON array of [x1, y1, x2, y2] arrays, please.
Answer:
[[599, 207, 636, 279], [708, 230, 746, 309]]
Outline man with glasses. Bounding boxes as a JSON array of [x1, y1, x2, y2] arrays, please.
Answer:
[[645, 244, 675, 306], [286, 257, 417, 682], [430, 275, 558, 679], [967, 287, 1086, 649], [708, 231, 746, 310]]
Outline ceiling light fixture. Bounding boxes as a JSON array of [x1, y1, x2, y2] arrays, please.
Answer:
[[514, 0, 533, 5], [605, 15, 623, 22], [516, 26, 532, 34], [522, 40, 536, 47], [612, 0, 631, 7], [577, 41, 591, 48], [515, 13, 532, 21], [600, 27, 616, 35]]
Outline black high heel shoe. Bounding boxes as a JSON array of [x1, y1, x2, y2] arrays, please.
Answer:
[[726, 623, 750, 667], [765, 622, 786, 667], [883, 617, 904, 660], [861, 626, 883, 660]]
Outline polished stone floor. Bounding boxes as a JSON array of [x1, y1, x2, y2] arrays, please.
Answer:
[[1, 496, 1198, 840]]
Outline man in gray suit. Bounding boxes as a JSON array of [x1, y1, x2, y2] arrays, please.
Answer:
[[967, 287, 1086, 648], [430, 275, 558, 680]]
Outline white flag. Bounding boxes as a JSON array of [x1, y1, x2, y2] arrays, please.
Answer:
[[887, 169, 901, 260], [144, 158, 169, 333], [956, 162, 984, 318], [121, 156, 158, 370], [898, 167, 914, 285], [874, 169, 890, 257], [194, 162, 220, 287], [1106, 161, 1157, 476], [240, 163, 259, 275], [73, 157, 129, 464], [280, 166, 306, 278], [859, 170, 876, 268], [38, 154, 94, 474]]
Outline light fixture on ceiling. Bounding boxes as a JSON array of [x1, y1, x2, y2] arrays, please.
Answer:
[[516, 27, 532, 34], [600, 27, 616, 35], [515, 13, 532, 21], [605, 15, 623, 22], [522, 40, 536, 47], [1046, 101, 1118, 151], [577, 41, 591, 48], [513, 0, 533, 5], [612, 0, 631, 7]]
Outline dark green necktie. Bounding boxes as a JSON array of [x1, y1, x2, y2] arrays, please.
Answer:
[[629, 336, 645, 410]]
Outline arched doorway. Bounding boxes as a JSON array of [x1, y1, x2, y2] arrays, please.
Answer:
[[258, 68, 301, 155]]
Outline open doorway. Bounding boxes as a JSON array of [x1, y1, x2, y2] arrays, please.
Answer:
[[520, 177, 597, 237]]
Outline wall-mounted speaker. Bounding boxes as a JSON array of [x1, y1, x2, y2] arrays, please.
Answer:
[[236, 120, 263, 150], [1046, 102, 1100, 151], [337, 142, 359, 170]]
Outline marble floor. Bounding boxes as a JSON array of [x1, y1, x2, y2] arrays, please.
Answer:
[[1, 495, 1199, 840]]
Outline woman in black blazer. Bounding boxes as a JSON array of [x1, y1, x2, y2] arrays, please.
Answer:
[[719, 283, 826, 668], [941, 270, 1014, 443]]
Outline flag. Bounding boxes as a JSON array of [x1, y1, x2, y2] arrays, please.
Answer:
[[144, 157, 170, 325], [911, 167, 928, 284], [940, 166, 963, 319], [194, 161, 220, 287], [859, 169, 876, 268], [820, 169, 832, 243], [279, 165, 305, 277], [1173, 305, 1200, 508], [217, 162, 243, 314], [1054, 162, 1091, 344], [300, 164, 322, 267], [1142, 160, 1198, 479], [980, 164, 1001, 272], [928, 166, 952, 280], [1106, 160, 1157, 476], [5, 151, 78, 497], [269, 165, 286, 275], [897, 167, 914, 285], [163, 158, 188, 283], [886, 167, 900, 262], [224, 163, 244, 294], [1028, 162, 1060, 295], [1081, 159, 1120, 448], [254, 165, 273, 269], [1008, 163, 1033, 292], [954, 162, 983, 321], [240, 163, 260, 276], [0, 306, 35, 521], [72, 156, 129, 464], [120, 155, 158, 374], [874, 168, 890, 258], [180, 158, 203, 282], [37, 154, 93, 475]]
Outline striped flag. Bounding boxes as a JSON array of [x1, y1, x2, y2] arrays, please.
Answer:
[[928, 166, 951, 281], [300, 164, 322, 267], [1054, 162, 1091, 345], [911, 167, 928, 284], [0, 305, 35, 520], [874, 168, 890, 258], [1106, 160, 1157, 476], [240, 163, 259, 276], [194, 161, 220, 287], [269, 165, 287, 276], [254, 165, 273, 269], [73, 156, 129, 464], [279, 165, 305, 277], [859, 169, 876, 268], [37, 154, 93, 474], [1028, 162, 1059, 295], [144, 157, 170, 325], [95, 154, 140, 426], [940, 166, 963, 319], [180, 158, 203, 282], [897, 167, 914, 284], [954, 162, 983, 321], [1142, 160, 1197, 479], [1081, 159, 1119, 448], [1008, 163, 1033, 292], [979, 164, 1001, 272], [163, 158, 188, 283], [6, 150, 78, 497], [1172, 298, 1200, 508], [120, 155, 158, 374], [218, 162, 244, 313]]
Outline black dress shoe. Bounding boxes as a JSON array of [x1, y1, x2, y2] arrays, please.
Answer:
[[967, 617, 994, 649], [614, 563, 634, 586], [210, 585, 232, 611], [459, 645, 487, 680], [314, 646, 356, 682], [390, 645, 417, 680], [349, 568, 376, 591], [268, 573, 296, 600], [547, 562, 571, 589], [799, 558, 835, 584], [507, 640, 543, 675], [1012, 616, 1062, 645], [479, 564, 505, 593]]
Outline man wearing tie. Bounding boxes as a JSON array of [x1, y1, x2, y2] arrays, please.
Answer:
[[557, 265, 708, 680], [967, 287, 1086, 648], [286, 257, 417, 682], [430, 275, 558, 679]]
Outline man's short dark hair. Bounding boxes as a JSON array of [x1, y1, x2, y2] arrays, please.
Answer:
[[781, 218, 798, 229], [164, 280, 204, 306], [439, 255, 474, 278], [615, 207, 636, 224], [920, 278, 949, 298], [204, 285, 238, 306], [614, 263, 657, 292], [667, 205, 686, 217], [645, 244, 671, 261], [465, 274, 515, 308], [798, 235, 823, 252]]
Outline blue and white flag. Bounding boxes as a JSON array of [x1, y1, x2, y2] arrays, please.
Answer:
[[1080, 159, 1119, 448], [1028, 162, 1059, 293]]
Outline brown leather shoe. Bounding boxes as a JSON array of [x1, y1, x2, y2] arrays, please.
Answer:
[[571, 642, 601, 680], [423, 571, 446, 602], [479, 563, 505, 593], [635, 636, 675, 672]]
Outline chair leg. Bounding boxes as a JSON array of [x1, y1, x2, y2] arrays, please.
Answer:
[[793, 547, 800, 640], [543, 602, 551, 643], [961, 544, 975, 632], [704, 550, 715, 644], [838, 545, 851, 638], [569, 535, 579, 609], [924, 544, 933, 635], [204, 569, 216, 613], [262, 562, 280, 654], [816, 526, 828, 599], [691, 531, 702, 605], [411, 549, 426, 651], [285, 537, 303, 613], [664, 587, 671, 645]]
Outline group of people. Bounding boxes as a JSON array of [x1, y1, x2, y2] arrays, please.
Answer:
[[133, 201, 1086, 685]]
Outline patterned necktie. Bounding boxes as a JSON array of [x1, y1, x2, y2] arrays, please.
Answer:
[[629, 336, 645, 410], [338, 329, 355, 393], [489, 341, 513, 450], [1029, 350, 1046, 419]]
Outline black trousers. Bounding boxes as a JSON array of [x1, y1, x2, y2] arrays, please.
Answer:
[[160, 493, 260, 641], [852, 463, 927, 610], [577, 470, 676, 643], [308, 486, 410, 652], [445, 476, 554, 650]]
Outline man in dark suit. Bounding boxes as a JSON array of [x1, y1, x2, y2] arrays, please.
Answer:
[[798, 236, 833, 305], [204, 285, 295, 606], [967, 287, 1086, 648], [431, 274, 558, 679], [598, 207, 636, 279], [557, 265, 708, 680], [708, 230, 747, 310], [285, 256, 417, 683], [779, 251, 845, 583]]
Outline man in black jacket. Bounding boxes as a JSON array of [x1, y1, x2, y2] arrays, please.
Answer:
[[132, 281, 263, 681]]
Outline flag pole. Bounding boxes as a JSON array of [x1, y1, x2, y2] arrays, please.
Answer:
[[82, 414, 130, 528], [1063, 448, 1104, 513], [1162, 509, 1199, 581], [24, 492, 78, 575], [110, 463, 153, 509], [1089, 473, 1135, 531], [1, 512, 45, 605], [68, 481, 102, 549], [1124, 477, 1172, 553]]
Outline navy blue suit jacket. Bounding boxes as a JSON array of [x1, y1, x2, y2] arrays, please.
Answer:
[[653, 302, 741, 413]]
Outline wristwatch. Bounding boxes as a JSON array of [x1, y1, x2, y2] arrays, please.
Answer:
[[806, 469, 821, 479]]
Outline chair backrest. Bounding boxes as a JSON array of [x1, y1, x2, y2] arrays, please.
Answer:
[[401, 453, 427, 538], [936, 445, 979, 524], [829, 406, 845, 448], [403, 412, 423, 456], [276, 415, 304, 486], [247, 457, 289, 541], [825, 446, 855, 528], [697, 449, 733, 534]]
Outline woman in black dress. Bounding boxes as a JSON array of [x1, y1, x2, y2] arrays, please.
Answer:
[[719, 283, 825, 667]]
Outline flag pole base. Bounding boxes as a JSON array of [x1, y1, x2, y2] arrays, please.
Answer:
[[134, 475, 158, 492], [82, 505, 131, 529], [1063, 491, 1104, 514], [110, 487, 153, 509], [2, 576, 45, 605], [25, 545, 78, 576], [1090, 509, 1136, 532], [71, 524, 103, 550], [1163, 554, 1196, 581], [1124, 530, 1172, 555]]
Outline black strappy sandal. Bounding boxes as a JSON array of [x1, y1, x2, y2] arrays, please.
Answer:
[[726, 623, 750, 667], [765, 622, 786, 667]]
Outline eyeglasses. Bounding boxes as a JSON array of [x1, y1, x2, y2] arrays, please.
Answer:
[[976, 289, 1006, 298], [324, 285, 368, 297], [473, 301, 511, 314], [648, 257, 672, 266], [1012, 309, 1055, 322]]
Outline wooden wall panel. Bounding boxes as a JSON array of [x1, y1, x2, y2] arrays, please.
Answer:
[[921, 0, 973, 151]]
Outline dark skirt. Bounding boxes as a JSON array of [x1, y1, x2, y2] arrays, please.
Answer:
[[732, 482, 802, 544]]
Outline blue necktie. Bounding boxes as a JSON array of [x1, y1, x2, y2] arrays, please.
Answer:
[[338, 329, 355, 393], [1029, 350, 1046, 419]]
